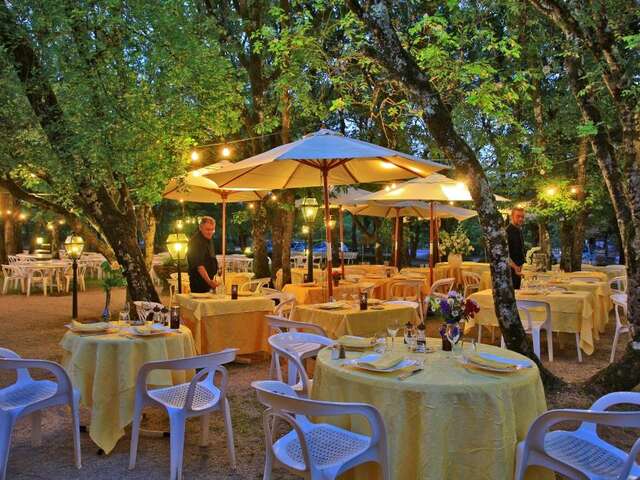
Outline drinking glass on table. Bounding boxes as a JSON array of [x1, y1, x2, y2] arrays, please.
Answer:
[[374, 331, 387, 353], [386, 319, 400, 347]]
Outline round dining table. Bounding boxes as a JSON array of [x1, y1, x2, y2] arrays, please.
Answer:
[[312, 339, 551, 480]]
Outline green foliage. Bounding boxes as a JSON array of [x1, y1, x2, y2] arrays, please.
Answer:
[[100, 261, 126, 292]]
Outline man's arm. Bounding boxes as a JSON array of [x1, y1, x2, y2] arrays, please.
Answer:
[[197, 265, 219, 289]]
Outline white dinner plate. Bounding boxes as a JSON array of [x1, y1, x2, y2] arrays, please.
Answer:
[[316, 302, 345, 310], [351, 353, 417, 373], [125, 324, 172, 336]]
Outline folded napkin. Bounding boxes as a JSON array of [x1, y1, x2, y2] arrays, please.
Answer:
[[71, 320, 110, 332], [465, 353, 518, 371], [132, 325, 163, 335], [338, 335, 374, 348], [358, 353, 405, 370]]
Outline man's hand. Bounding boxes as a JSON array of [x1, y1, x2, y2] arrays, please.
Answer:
[[207, 278, 219, 289]]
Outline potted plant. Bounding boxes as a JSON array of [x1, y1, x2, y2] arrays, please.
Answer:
[[439, 225, 474, 268], [100, 261, 127, 321]]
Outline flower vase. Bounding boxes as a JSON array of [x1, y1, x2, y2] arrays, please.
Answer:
[[441, 321, 461, 352], [448, 253, 462, 269]]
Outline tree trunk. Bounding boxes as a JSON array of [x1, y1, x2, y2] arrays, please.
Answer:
[[2, 194, 17, 256], [571, 138, 589, 271], [559, 220, 574, 271], [538, 222, 551, 269], [252, 198, 270, 278], [136, 204, 156, 270], [345, 0, 563, 390], [271, 208, 284, 283], [280, 190, 295, 285]]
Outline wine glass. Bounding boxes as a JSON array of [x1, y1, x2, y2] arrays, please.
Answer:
[[386, 319, 400, 347]]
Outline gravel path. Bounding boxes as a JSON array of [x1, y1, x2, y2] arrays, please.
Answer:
[[0, 284, 633, 479]]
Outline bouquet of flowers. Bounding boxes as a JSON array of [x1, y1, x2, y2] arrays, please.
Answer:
[[439, 225, 474, 256], [432, 290, 480, 324]]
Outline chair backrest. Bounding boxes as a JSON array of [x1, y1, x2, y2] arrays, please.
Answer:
[[7, 255, 18, 264], [268, 332, 334, 395], [252, 380, 386, 475], [611, 293, 628, 328], [609, 276, 627, 294], [137, 349, 238, 412], [462, 271, 481, 287], [0, 347, 73, 398], [516, 300, 551, 331], [266, 315, 328, 337], [429, 278, 455, 298], [240, 277, 271, 294], [133, 301, 164, 322]]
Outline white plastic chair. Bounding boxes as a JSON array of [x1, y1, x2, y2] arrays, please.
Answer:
[[0, 348, 81, 480], [515, 391, 640, 480], [168, 272, 191, 304], [517, 300, 553, 362], [609, 276, 627, 295], [610, 293, 631, 363], [1, 265, 25, 294], [64, 264, 87, 293], [129, 349, 238, 480], [252, 380, 389, 480], [240, 277, 271, 295], [461, 271, 482, 297], [263, 288, 297, 319], [268, 332, 334, 398], [133, 301, 164, 322]]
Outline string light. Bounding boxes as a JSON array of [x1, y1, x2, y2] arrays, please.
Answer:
[[384, 185, 391, 192], [271, 193, 277, 201], [190, 150, 200, 162], [570, 186, 578, 194], [391, 183, 396, 189], [18, 213, 26, 220], [58, 219, 65, 225], [248, 203, 255, 210], [545, 186, 557, 196], [301, 225, 310, 234], [221, 147, 231, 157]]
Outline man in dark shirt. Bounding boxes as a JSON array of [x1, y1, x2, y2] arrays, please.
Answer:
[[187, 216, 220, 293], [506, 207, 525, 289]]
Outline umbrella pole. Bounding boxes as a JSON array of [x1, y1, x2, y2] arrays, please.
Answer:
[[222, 196, 227, 286], [322, 168, 334, 299], [339, 206, 345, 278], [429, 201, 434, 286], [394, 208, 400, 268]]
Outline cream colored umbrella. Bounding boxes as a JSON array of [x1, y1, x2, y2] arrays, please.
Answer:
[[205, 129, 449, 297], [357, 173, 508, 282], [163, 163, 268, 282]]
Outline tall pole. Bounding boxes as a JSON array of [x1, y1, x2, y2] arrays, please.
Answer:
[[339, 206, 345, 278], [306, 223, 314, 282], [72, 258, 78, 319], [221, 194, 227, 285], [322, 168, 334, 299], [429, 201, 435, 286], [177, 259, 182, 294], [394, 208, 400, 267]]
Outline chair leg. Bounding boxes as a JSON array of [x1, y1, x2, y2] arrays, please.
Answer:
[[1, 278, 7, 295], [546, 328, 554, 362], [26, 277, 31, 296], [168, 414, 186, 480], [0, 414, 16, 480], [262, 447, 273, 480], [222, 399, 236, 469], [514, 442, 528, 480], [610, 327, 620, 364], [71, 392, 82, 469], [477, 325, 482, 344], [128, 399, 144, 470], [199, 414, 209, 447], [531, 329, 541, 360], [575, 334, 583, 363], [30, 411, 42, 447]]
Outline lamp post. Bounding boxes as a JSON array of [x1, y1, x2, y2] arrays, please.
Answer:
[[300, 198, 319, 282], [64, 234, 85, 319], [166, 233, 189, 294]]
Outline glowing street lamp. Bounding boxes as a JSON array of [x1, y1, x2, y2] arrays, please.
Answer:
[[166, 233, 189, 294], [64, 234, 85, 319], [300, 198, 319, 282]]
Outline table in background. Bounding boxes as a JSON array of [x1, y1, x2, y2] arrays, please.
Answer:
[[177, 293, 274, 355], [290, 303, 418, 338], [312, 339, 550, 480], [551, 264, 626, 280], [283, 282, 362, 305], [469, 289, 596, 354], [60, 326, 196, 454]]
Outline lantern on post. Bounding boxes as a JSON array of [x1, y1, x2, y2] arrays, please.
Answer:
[[300, 198, 319, 282], [166, 233, 189, 294], [64, 234, 85, 319]]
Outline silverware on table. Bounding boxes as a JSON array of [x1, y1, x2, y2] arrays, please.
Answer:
[[398, 368, 423, 380]]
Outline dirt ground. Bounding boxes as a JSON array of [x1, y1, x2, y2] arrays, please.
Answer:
[[0, 282, 635, 479]]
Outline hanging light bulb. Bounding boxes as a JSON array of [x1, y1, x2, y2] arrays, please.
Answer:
[[190, 150, 200, 162], [221, 146, 231, 157]]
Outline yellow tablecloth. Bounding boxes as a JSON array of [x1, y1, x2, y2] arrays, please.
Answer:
[[60, 327, 196, 454], [553, 264, 626, 280], [312, 339, 550, 480], [468, 289, 596, 354], [276, 265, 398, 289], [283, 283, 363, 305], [402, 262, 491, 287], [177, 294, 274, 355], [565, 281, 611, 334], [564, 271, 609, 283], [291, 303, 419, 338]]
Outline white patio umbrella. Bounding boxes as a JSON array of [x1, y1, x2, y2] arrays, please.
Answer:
[[205, 129, 449, 297], [163, 163, 268, 282], [357, 173, 509, 283]]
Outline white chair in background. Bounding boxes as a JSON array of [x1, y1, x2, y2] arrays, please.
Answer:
[[0, 348, 81, 480], [133, 301, 164, 322], [516, 300, 553, 362], [129, 349, 238, 480], [25, 268, 49, 296], [252, 380, 389, 480], [1, 265, 25, 294], [239, 277, 271, 295], [168, 272, 190, 304], [268, 332, 333, 398], [610, 293, 631, 363], [64, 264, 87, 293], [515, 391, 640, 480], [461, 271, 482, 297], [609, 276, 627, 295], [263, 289, 296, 319]]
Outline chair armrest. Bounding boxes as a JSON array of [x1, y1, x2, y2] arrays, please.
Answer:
[[589, 392, 640, 411], [0, 358, 73, 395]]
